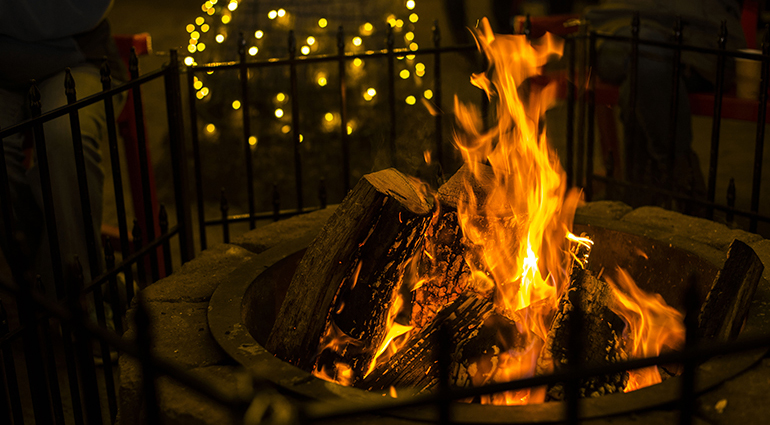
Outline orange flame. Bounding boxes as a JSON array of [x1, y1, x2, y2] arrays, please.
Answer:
[[605, 267, 685, 392]]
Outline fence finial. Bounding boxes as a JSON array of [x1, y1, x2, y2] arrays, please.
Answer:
[[64, 68, 76, 102]]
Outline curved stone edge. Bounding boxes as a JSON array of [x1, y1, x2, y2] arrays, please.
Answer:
[[118, 202, 770, 425]]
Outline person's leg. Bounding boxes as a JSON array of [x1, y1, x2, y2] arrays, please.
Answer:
[[28, 64, 112, 290]]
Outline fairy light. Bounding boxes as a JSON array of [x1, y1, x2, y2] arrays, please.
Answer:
[[190, 38, 197, 45], [227, 1, 238, 11], [409, 13, 419, 23], [424, 89, 433, 99], [352, 37, 362, 47], [268, 10, 277, 19], [249, 136, 257, 146], [406, 54, 415, 60], [275, 108, 284, 118], [353, 58, 363, 67], [276, 93, 286, 102], [399, 69, 410, 79], [206, 123, 216, 133], [197, 42, 207, 52], [216, 34, 225, 43], [387, 14, 397, 27], [201, 3, 209, 12], [201, 24, 210, 32], [409, 42, 418, 51], [416, 68, 425, 77], [405, 95, 416, 105], [360, 22, 374, 35], [248, 46, 258, 55], [318, 18, 328, 28], [277, 8, 286, 17], [186, 24, 195, 33], [363, 87, 376, 101], [405, 32, 414, 41], [406, 0, 416, 9], [191, 31, 200, 40], [307, 36, 316, 45], [196, 91, 205, 99], [232, 100, 241, 109], [195, 16, 205, 25], [301, 45, 310, 55], [255, 30, 264, 39], [347, 125, 353, 134], [299, 134, 304, 142], [204, 1, 212, 8], [206, 8, 215, 16], [396, 19, 404, 28], [282, 125, 291, 133], [416, 63, 425, 72], [187, 44, 197, 53], [194, 80, 203, 90], [222, 14, 231, 24], [201, 87, 209, 96], [324, 112, 334, 122], [184, 56, 194, 66], [317, 76, 327, 86]]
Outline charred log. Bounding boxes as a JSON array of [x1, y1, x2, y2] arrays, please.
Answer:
[[698, 239, 764, 341], [266, 169, 432, 372], [362, 293, 494, 393]]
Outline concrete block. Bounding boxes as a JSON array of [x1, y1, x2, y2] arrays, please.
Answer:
[[576, 201, 633, 221], [157, 365, 243, 425], [231, 207, 336, 254]]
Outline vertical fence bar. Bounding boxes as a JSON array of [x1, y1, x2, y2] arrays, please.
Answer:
[[101, 60, 136, 307], [35, 278, 66, 425], [187, 65, 208, 250], [30, 79, 86, 425], [626, 13, 640, 184], [319, 178, 327, 209], [566, 36, 576, 188], [387, 24, 397, 167], [585, 32, 597, 201], [727, 178, 736, 224], [668, 17, 683, 206], [221, 189, 230, 243], [135, 297, 160, 423], [239, 33, 257, 230], [159, 205, 173, 275], [0, 301, 23, 425], [433, 20, 444, 170], [64, 72, 118, 422], [338, 26, 350, 194], [104, 243, 125, 334], [289, 30, 304, 213], [129, 49, 161, 281], [68, 259, 103, 425], [750, 32, 769, 232], [165, 49, 195, 264], [707, 22, 728, 220], [133, 220, 147, 286], [17, 276, 53, 425], [680, 275, 699, 425]]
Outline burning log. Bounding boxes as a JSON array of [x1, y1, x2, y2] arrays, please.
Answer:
[[698, 239, 764, 341], [362, 293, 494, 393], [536, 240, 629, 400], [266, 168, 432, 373]]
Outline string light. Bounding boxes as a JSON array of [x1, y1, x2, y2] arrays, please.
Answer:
[[268, 10, 277, 19], [317, 76, 327, 86], [406, 0, 416, 10], [360, 22, 374, 36], [275, 108, 284, 118], [232, 100, 241, 109], [276, 93, 286, 102], [197, 42, 207, 52], [405, 95, 416, 105], [255, 30, 264, 39], [396, 19, 404, 28], [405, 32, 414, 41], [318, 18, 328, 28], [347, 125, 353, 134], [277, 9, 286, 17], [324, 112, 334, 122], [201, 3, 210, 12], [201, 24, 210, 32], [353, 58, 363, 67], [216, 34, 225, 43], [195, 16, 205, 25], [399, 69, 410, 79], [306, 36, 315, 45], [299, 134, 304, 142], [409, 13, 419, 23], [424, 89, 433, 99], [201, 87, 209, 96], [206, 123, 216, 133], [186, 24, 195, 33], [184, 56, 195, 66], [282, 125, 291, 133], [363, 87, 376, 101], [352, 37, 362, 47], [196, 91, 205, 99], [187, 44, 197, 53], [301, 45, 310, 55], [191, 31, 200, 40], [249, 136, 257, 146], [409, 42, 418, 51], [248, 46, 258, 55], [221, 14, 231, 24], [206, 7, 215, 16], [227, 1, 238, 11], [194, 80, 203, 90]]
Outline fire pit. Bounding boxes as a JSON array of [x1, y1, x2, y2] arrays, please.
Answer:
[[208, 206, 770, 423]]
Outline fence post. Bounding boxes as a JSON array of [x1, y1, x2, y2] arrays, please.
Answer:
[[239, 33, 257, 230], [165, 49, 195, 263]]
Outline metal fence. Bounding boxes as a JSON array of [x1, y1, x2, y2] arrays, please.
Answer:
[[0, 14, 768, 425]]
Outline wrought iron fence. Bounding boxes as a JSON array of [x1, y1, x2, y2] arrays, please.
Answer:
[[0, 14, 768, 425]]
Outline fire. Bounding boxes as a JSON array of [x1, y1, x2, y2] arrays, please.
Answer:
[[605, 267, 685, 392]]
